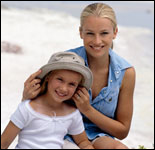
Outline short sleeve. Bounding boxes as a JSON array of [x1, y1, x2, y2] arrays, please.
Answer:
[[68, 110, 84, 135], [10, 101, 29, 129]]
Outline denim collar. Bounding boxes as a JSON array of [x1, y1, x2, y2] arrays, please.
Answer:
[[109, 49, 122, 80], [81, 47, 122, 80]]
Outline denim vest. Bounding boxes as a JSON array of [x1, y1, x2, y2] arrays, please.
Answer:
[[66, 46, 132, 140]]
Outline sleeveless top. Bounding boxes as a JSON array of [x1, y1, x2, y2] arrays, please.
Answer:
[[67, 46, 132, 140]]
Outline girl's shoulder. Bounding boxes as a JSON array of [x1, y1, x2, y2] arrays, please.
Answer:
[[18, 100, 30, 110], [28, 98, 48, 115], [63, 103, 77, 116]]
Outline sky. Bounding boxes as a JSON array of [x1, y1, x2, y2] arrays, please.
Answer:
[[1, 1, 154, 30]]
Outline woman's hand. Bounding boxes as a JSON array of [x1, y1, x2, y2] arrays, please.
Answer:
[[22, 70, 42, 101], [72, 87, 92, 114]]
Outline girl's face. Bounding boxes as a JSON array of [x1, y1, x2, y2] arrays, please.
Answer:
[[47, 70, 82, 103], [80, 16, 118, 58]]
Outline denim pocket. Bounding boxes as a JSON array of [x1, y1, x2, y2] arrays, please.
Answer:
[[98, 88, 119, 117]]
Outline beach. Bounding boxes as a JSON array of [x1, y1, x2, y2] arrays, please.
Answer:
[[1, 2, 154, 149]]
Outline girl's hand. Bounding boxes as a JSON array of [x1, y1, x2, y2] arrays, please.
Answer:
[[22, 70, 42, 101], [72, 131, 94, 149], [72, 87, 92, 114]]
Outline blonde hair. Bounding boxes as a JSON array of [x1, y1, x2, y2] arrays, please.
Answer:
[[80, 3, 117, 31], [37, 72, 51, 97]]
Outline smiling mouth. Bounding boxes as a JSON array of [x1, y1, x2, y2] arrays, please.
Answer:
[[55, 90, 67, 98], [90, 46, 104, 51]]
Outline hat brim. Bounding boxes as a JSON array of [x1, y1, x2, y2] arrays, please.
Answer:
[[37, 62, 93, 90]]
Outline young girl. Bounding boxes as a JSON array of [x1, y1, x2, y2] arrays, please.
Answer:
[[1, 52, 94, 149]]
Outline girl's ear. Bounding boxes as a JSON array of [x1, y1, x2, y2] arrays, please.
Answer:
[[79, 26, 83, 39], [45, 76, 49, 81], [45, 71, 52, 82]]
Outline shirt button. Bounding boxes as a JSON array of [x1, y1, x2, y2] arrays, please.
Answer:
[[110, 80, 113, 82], [109, 98, 112, 102]]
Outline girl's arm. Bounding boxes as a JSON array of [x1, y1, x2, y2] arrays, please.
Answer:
[[73, 67, 136, 140], [72, 131, 94, 149], [1, 121, 20, 149]]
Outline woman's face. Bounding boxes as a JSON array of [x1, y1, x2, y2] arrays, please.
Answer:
[[80, 16, 118, 58], [47, 70, 82, 103]]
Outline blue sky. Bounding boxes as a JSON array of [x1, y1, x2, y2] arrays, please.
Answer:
[[1, 1, 154, 30]]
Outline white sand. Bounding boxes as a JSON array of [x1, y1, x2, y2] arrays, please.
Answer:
[[1, 7, 154, 149]]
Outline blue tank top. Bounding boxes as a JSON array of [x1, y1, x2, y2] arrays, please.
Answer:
[[66, 46, 132, 140]]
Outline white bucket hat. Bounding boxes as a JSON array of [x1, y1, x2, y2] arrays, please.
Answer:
[[37, 52, 93, 90]]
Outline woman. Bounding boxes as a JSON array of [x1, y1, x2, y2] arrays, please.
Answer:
[[22, 3, 136, 149]]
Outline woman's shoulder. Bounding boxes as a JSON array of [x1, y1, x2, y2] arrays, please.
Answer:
[[121, 67, 136, 90], [66, 46, 85, 57], [110, 49, 132, 69], [66, 46, 84, 53], [124, 67, 136, 80]]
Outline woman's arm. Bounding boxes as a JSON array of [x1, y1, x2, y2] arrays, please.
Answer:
[[72, 131, 94, 149], [1, 121, 21, 149], [73, 67, 136, 140], [22, 70, 41, 101]]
